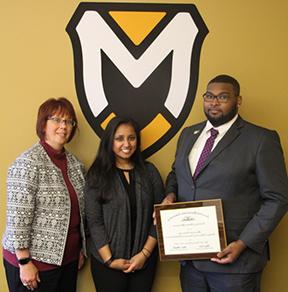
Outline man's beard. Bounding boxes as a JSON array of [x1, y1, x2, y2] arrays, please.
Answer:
[[205, 104, 238, 127]]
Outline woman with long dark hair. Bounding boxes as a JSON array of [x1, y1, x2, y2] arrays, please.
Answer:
[[85, 117, 164, 292]]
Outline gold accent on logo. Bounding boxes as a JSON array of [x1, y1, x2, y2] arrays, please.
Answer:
[[101, 112, 116, 129], [109, 11, 166, 45], [141, 114, 171, 150]]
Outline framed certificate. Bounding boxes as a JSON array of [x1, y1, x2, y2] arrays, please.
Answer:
[[154, 199, 227, 261]]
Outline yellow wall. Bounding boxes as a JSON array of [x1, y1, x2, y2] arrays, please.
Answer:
[[1, 1, 287, 291]]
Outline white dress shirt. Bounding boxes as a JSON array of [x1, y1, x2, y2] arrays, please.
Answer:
[[189, 114, 238, 176]]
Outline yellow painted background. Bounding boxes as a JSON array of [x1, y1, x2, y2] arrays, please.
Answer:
[[0, 1, 287, 291]]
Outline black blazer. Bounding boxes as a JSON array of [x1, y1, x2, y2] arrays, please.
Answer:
[[166, 117, 288, 273]]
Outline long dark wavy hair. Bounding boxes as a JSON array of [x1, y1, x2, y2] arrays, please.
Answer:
[[86, 117, 146, 201]]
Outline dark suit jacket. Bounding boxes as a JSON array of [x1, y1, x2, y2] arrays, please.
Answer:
[[166, 117, 288, 273]]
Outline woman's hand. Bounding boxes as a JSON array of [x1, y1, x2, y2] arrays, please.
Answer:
[[98, 245, 131, 271], [124, 252, 147, 273], [19, 262, 40, 291], [109, 258, 131, 271]]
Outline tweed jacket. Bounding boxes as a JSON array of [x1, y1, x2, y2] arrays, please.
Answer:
[[85, 162, 164, 263], [2, 143, 86, 266]]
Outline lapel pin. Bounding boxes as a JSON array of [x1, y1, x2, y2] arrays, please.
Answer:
[[193, 130, 200, 134]]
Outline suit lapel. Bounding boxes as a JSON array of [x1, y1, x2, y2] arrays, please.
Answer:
[[196, 117, 245, 177], [184, 124, 206, 156]]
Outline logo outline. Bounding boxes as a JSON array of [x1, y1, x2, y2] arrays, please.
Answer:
[[66, 2, 208, 158]]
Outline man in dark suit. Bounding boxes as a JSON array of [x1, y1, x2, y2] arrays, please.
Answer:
[[163, 74, 288, 291]]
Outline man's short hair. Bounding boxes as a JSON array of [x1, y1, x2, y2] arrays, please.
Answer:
[[208, 74, 240, 96]]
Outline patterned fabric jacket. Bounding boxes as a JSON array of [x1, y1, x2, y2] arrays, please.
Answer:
[[2, 143, 86, 266]]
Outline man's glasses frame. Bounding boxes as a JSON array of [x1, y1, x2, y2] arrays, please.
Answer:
[[202, 92, 233, 103]]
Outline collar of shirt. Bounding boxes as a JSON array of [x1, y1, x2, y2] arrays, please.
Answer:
[[204, 114, 239, 140]]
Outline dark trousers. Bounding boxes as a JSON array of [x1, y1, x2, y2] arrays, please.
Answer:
[[4, 259, 78, 292], [90, 252, 158, 292], [180, 261, 262, 292]]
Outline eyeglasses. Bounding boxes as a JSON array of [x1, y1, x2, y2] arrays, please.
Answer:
[[203, 92, 232, 103], [48, 116, 76, 127]]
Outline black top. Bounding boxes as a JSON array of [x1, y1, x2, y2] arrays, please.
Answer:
[[117, 168, 137, 252]]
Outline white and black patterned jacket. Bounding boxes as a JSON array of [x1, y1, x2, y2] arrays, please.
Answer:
[[2, 143, 86, 265]]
